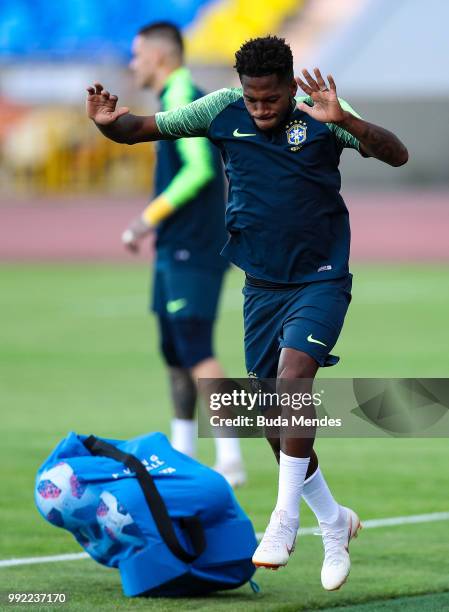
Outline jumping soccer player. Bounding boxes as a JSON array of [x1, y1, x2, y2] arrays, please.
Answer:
[[86, 36, 408, 590], [120, 22, 246, 487]]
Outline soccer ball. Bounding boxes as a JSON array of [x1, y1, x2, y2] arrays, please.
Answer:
[[35, 461, 97, 529], [96, 491, 145, 548], [36, 463, 145, 564]]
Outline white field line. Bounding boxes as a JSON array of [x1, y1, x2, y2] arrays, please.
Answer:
[[0, 552, 89, 568], [1, 511, 449, 569]]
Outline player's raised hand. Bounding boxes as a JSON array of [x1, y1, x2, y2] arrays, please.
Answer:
[[295, 69, 345, 124], [86, 82, 129, 125]]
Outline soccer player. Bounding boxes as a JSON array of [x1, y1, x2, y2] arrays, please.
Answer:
[[120, 22, 246, 487], [86, 36, 408, 590]]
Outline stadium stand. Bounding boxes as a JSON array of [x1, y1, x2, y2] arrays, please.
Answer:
[[0, 0, 305, 194], [0, 0, 305, 63], [0, 0, 211, 60], [186, 0, 305, 62], [1, 105, 153, 195]]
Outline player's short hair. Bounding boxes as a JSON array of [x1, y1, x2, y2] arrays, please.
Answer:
[[234, 36, 293, 83], [138, 21, 184, 56]]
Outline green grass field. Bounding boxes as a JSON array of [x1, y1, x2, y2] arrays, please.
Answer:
[[1, 263, 449, 611]]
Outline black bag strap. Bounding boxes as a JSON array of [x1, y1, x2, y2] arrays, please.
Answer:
[[83, 435, 206, 563]]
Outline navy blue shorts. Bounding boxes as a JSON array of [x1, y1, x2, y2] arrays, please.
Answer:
[[243, 275, 352, 378], [152, 264, 226, 368], [152, 265, 225, 320], [156, 316, 215, 368]]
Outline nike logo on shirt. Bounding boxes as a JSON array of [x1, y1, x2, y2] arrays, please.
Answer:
[[233, 128, 256, 138]]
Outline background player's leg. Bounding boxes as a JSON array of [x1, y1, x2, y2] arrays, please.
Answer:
[[169, 366, 197, 420], [168, 366, 198, 458], [157, 316, 199, 457], [168, 317, 246, 486], [192, 356, 246, 487]]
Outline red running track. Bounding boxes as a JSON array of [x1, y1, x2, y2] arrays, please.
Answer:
[[0, 191, 448, 262]]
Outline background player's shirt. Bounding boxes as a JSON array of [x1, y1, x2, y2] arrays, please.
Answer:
[[154, 67, 228, 272], [155, 88, 363, 284]]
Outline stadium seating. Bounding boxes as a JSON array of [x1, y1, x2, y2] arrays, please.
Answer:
[[0, 0, 305, 194], [187, 0, 305, 62], [1, 105, 154, 195], [0, 0, 303, 62], [0, 0, 212, 59]]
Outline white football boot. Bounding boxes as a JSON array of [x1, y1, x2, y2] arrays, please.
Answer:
[[320, 505, 362, 591], [213, 461, 247, 488], [252, 510, 298, 569]]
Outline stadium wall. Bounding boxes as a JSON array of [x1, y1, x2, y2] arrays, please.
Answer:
[[337, 99, 449, 187]]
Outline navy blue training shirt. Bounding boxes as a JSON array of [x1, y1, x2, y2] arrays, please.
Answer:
[[155, 88, 363, 283]]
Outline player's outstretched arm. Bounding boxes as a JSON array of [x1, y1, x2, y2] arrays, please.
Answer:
[[296, 69, 409, 167], [86, 82, 163, 144]]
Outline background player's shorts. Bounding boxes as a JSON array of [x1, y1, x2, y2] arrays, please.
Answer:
[[157, 316, 214, 368], [152, 265, 225, 320], [152, 264, 226, 368], [243, 275, 352, 378]]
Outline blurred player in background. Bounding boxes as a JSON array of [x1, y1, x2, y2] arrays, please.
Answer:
[[86, 35, 407, 590], [121, 22, 246, 487]]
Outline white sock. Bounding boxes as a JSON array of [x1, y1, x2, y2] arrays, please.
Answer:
[[302, 467, 340, 524], [170, 418, 197, 457], [214, 437, 242, 466], [274, 451, 310, 520]]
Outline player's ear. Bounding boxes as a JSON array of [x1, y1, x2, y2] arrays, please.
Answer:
[[290, 77, 298, 97]]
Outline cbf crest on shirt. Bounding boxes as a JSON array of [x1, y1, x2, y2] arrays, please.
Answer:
[[286, 119, 307, 151]]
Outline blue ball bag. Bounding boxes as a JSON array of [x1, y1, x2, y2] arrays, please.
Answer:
[[35, 432, 257, 597]]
